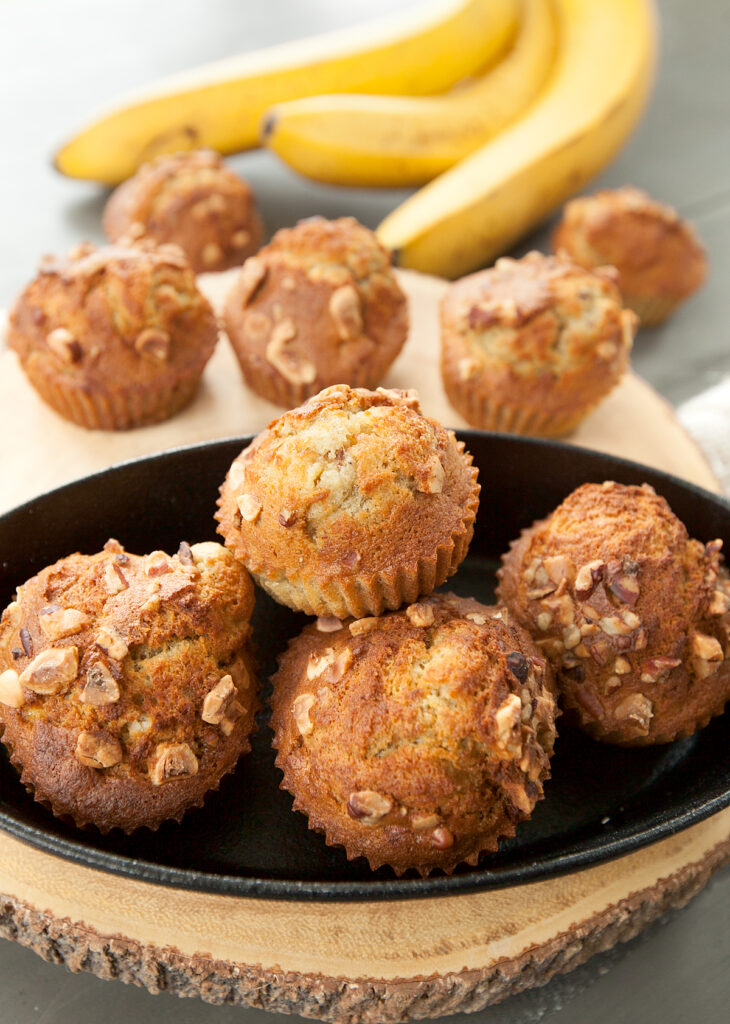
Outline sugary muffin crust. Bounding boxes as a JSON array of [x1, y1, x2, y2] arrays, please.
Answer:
[[552, 187, 708, 324], [8, 241, 218, 429], [497, 482, 730, 745], [223, 217, 408, 406], [216, 385, 480, 618], [0, 540, 258, 831], [271, 593, 557, 875], [440, 251, 637, 437], [103, 149, 263, 273]]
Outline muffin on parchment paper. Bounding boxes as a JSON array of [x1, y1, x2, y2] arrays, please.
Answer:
[[552, 187, 707, 326], [103, 149, 263, 273], [0, 540, 258, 832], [223, 216, 408, 408], [497, 482, 730, 745], [216, 385, 480, 619], [440, 251, 637, 437], [271, 593, 557, 875], [8, 241, 218, 430]]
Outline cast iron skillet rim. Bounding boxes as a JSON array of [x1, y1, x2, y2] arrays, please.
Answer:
[[0, 431, 728, 903]]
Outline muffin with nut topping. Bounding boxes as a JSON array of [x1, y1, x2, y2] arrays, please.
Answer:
[[8, 241, 218, 429], [0, 539, 258, 832], [440, 250, 637, 437], [103, 149, 263, 273], [552, 187, 707, 326], [497, 482, 730, 745], [216, 385, 480, 618], [271, 593, 557, 875], [223, 216, 408, 408]]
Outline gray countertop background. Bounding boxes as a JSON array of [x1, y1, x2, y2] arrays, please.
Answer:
[[0, 0, 728, 1021]]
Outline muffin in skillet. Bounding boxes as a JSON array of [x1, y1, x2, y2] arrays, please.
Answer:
[[440, 250, 637, 437], [497, 481, 730, 745], [223, 216, 408, 407], [103, 148, 263, 273], [8, 241, 218, 430], [552, 187, 707, 325], [0, 540, 258, 831], [216, 384, 480, 618], [271, 593, 557, 875]]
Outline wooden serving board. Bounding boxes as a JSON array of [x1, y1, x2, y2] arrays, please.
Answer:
[[0, 268, 726, 1021]]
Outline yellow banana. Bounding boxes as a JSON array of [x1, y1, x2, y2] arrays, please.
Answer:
[[54, 0, 519, 186], [377, 0, 657, 279], [262, 0, 557, 188]]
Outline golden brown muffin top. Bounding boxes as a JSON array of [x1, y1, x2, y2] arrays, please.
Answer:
[[553, 187, 707, 301], [271, 593, 557, 874], [440, 251, 636, 382], [103, 149, 262, 272], [8, 241, 218, 384], [0, 540, 255, 781], [216, 385, 479, 584], [497, 482, 730, 743]]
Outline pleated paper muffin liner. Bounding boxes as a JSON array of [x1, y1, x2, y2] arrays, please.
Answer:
[[624, 292, 681, 327]]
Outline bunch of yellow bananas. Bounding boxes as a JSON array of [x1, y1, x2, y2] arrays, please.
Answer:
[[55, 0, 657, 279]]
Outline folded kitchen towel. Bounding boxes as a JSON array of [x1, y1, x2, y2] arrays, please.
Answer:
[[678, 377, 730, 497]]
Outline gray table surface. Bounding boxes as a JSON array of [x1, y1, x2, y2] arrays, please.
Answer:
[[0, 0, 728, 1021]]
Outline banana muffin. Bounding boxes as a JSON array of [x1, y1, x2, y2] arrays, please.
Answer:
[[271, 593, 557, 875], [103, 149, 263, 273], [0, 539, 258, 832], [497, 481, 730, 745], [223, 216, 408, 407], [8, 241, 218, 429], [440, 250, 637, 437], [216, 385, 480, 618], [552, 187, 708, 325]]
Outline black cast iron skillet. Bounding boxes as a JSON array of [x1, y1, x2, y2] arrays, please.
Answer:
[[0, 432, 728, 901]]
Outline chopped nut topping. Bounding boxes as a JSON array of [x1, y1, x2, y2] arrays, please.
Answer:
[[149, 742, 199, 785], [575, 560, 605, 597], [306, 646, 352, 683], [430, 826, 454, 850], [563, 625, 581, 650], [412, 813, 440, 831], [316, 616, 342, 633], [582, 605, 600, 621], [104, 561, 128, 594], [640, 656, 681, 683], [613, 656, 631, 675], [614, 693, 653, 734], [232, 229, 251, 249], [406, 603, 435, 628], [527, 585, 557, 601], [542, 594, 574, 626], [20, 627, 33, 657], [607, 574, 640, 605], [342, 550, 361, 569], [418, 456, 445, 494], [220, 700, 245, 736], [134, 328, 170, 361], [0, 669, 24, 708], [81, 663, 120, 705], [47, 327, 82, 364], [600, 615, 635, 637], [536, 611, 553, 631], [177, 540, 195, 567], [465, 612, 487, 625], [19, 646, 78, 694], [292, 692, 316, 736], [506, 652, 529, 683], [347, 790, 393, 825], [495, 693, 523, 755], [266, 320, 317, 385], [544, 555, 574, 585], [38, 607, 88, 641], [580, 621, 599, 637], [620, 609, 641, 629], [237, 257, 268, 306], [709, 590, 730, 616], [536, 637, 565, 659], [349, 617, 378, 636], [95, 625, 128, 661], [307, 648, 336, 680], [75, 730, 122, 769], [145, 551, 171, 577], [329, 285, 363, 341], [458, 357, 479, 381], [201, 674, 237, 725], [201, 242, 224, 267], [237, 493, 263, 522], [604, 675, 622, 694], [278, 508, 296, 527]]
